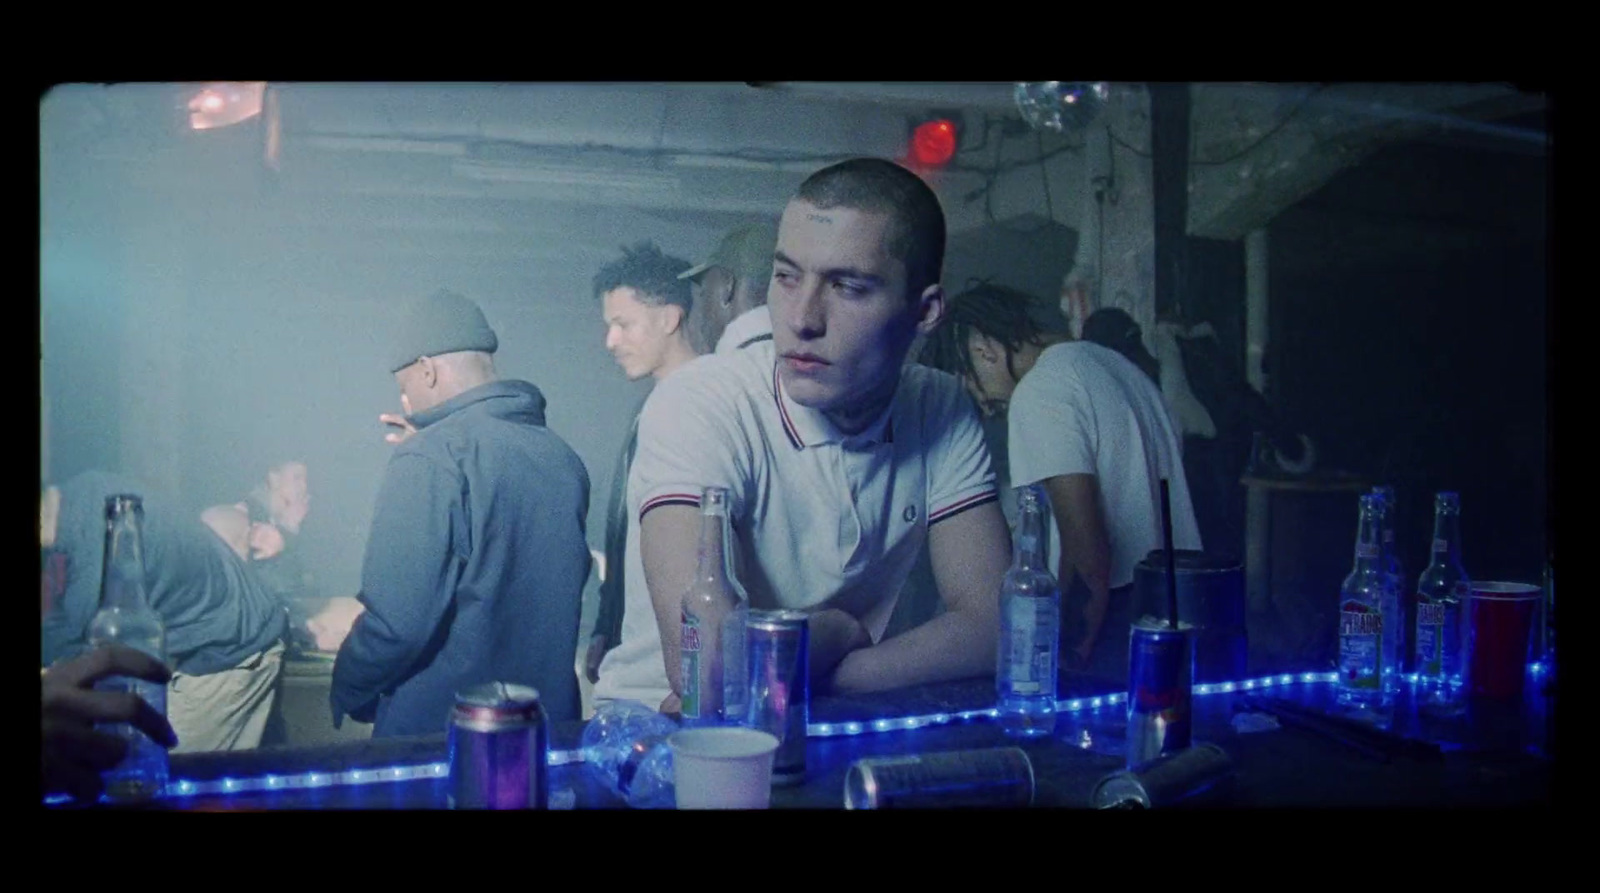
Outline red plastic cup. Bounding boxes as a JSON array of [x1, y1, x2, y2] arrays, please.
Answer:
[[1464, 582, 1540, 700]]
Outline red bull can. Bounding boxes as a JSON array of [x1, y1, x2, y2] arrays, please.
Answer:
[[447, 682, 547, 809], [746, 610, 808, 787], [1126, 620, 1194, 768], [845, 747, 1035, 809]]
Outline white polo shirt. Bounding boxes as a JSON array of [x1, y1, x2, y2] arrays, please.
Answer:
[[592, 339, 998, 707], [1007, 341, 1202, 590], [715, 305, 773, 355]]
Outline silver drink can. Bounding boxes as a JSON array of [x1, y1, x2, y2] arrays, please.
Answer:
[[745, 609, 809, 786], [1126, 620, 1195, 768], [1093, 742, 1234, 809], [845, 747, 1035, 809], [448, 682, 547, 809]]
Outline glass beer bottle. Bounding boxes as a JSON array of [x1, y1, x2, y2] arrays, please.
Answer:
[[87, 494, 170, 801], [1414, 492, 1470, 715], [679, 487, 743, 726], [996, 485, 1060, 737], [1370, 485, 1406, 692], [1336, 494, 1389, 714]]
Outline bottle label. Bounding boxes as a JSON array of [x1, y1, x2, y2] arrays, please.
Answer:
[[680, 612, 702, 720], [1432, 538, 1448, 555], [1415, 600, 1448, 677], [1004, 598, 1046, 695], [1356, 543, 1378, 559], [1338, 601, 1382, 690], [94, 675, 167, 715]]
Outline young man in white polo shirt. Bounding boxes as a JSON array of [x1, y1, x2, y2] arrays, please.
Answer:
[[593, 158, 1011, 711], [583, 243, 700, 687], [930, 283, 1202, 680]]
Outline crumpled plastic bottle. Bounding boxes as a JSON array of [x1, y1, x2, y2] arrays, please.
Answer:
[[581, 700, 678, 808]]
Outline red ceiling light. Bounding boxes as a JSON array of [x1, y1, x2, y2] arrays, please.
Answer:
[[188, 82, 267, 131], [909, 117, 960, 167]]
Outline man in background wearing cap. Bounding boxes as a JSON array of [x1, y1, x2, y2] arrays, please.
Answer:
[[583, 243, 700, 688], [329, 289, 591, 736], [926, 283, 1202, 680], [680, 222, 780, 356]]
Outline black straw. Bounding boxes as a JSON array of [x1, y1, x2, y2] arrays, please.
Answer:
[[1160, 479, 1179, 630]]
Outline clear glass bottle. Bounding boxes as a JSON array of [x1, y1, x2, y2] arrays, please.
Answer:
[[1414, 492, 1470, 715], [1336, 494, 1389, 713], [679, 487, 743, 726], [996, 485, 1060, 737], [1370, 485, 1407, 689], [86, 495, 169, 801]]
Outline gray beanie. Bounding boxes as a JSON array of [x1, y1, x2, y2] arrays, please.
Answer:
[[389, 289, 499, 373]]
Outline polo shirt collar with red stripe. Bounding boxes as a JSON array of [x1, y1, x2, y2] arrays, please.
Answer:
[[771, 361, 894, 451]]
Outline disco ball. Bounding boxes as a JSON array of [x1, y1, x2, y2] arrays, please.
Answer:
[[1014, 82, 1111, 134]]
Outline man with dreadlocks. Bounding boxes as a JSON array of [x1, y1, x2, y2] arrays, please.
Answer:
[[928, 283, 1202, 678]]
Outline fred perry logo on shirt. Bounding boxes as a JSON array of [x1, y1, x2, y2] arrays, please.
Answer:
[[903, 505, 918, 523]]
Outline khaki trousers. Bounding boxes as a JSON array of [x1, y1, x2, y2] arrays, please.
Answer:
[[168, 641, 285, 753]]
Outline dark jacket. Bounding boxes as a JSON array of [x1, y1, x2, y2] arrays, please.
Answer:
[[331, 380, 590, 737], [40, 471, 287, 676], [589, 401, 643, 647]]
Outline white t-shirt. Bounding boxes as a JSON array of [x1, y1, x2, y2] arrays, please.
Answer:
[[593, 339, 997, 707], [715, 305, 773, 355], [1007, 341, 1202, 590]]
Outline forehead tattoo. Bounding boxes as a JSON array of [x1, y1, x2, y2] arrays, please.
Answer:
[[805, 212, 833, 224]]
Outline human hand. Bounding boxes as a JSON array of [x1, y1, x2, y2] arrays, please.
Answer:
[[379, 412, 418, 445], [584, 634, 610, 684], [42, 645, 178, 802], [248, 522, 287, 561], [306, 596, 366, 653], [658, 692, 681, 715], [267, 462, 311, 535]]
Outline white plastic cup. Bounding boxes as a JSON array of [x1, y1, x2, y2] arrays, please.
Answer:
[[668, 727, 780, 809]]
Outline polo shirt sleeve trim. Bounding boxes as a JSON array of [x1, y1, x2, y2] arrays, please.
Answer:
[[640, 492, 704, 522], [928, 485, 999, 525]]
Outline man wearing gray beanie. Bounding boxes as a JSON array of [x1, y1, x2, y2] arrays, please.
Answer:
[[328, 289, 591, 736]]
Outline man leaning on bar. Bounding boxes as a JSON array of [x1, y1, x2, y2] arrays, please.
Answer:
[[594, 157, 1013, 712]]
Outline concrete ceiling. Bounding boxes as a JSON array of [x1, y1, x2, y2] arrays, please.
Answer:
[[40, 82, 1548, 253]]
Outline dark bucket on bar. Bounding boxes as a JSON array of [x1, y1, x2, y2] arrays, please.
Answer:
[[1133, 550, 1246, 683], [1126, 620, 1195, 768], [448, 682, 547, 810], [844, 747, 1034, 809], [1094, 742, 1235, 809], [745, 610, 809, 787]]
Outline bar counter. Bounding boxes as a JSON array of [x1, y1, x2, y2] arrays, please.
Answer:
[[119, 664, 1555, 811]]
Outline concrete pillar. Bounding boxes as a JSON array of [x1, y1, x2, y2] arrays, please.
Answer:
[[1244, 228, 1271, 615], [1245, 229, 1270, 392]]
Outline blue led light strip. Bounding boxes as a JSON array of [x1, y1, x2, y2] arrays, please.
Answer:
[[803, 671, 1339, 738], [44, 662, 1547, 805]]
